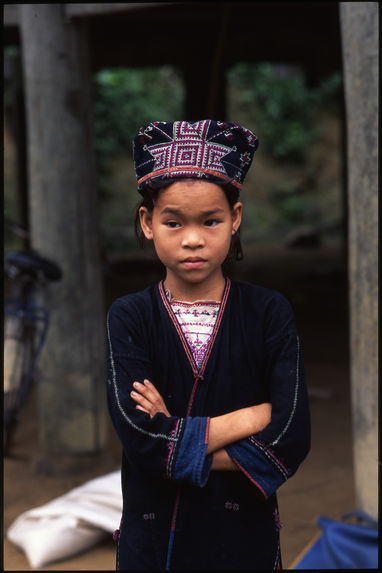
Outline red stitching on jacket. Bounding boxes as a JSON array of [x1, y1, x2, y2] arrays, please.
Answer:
[[159, 279, 231, 570], [249, 436, 289, 478], [166, 418, 181, 478]]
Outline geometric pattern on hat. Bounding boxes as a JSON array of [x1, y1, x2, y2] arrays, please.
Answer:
[[133, 119, 259, 195]]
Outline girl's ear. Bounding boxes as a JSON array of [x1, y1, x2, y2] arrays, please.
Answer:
[[231, 201, 243, 234], [139, 207, 154, 240]]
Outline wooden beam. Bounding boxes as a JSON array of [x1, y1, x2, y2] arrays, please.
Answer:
[[65, 2, 178, 18], [19, 4, 107, 472], [5, 2, 342, 87], [4, 4, 19, 27], [4, 3, 184, 26], [340, 1, 378, 520]]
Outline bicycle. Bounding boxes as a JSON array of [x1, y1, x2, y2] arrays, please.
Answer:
[[4, 249, 62, 455]]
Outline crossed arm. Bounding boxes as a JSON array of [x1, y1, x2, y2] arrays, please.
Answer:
[[131, 379, 272, 471]]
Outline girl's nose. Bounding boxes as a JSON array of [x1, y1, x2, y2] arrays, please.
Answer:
[[181, 228, 205, 248]]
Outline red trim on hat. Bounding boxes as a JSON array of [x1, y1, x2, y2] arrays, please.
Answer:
[[137, 166, 242, 189]]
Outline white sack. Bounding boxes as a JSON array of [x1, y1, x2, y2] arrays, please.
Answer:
[[7, 470, 122, 569]]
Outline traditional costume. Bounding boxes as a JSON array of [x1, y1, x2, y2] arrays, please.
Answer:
[[106, 120, 310, 570]]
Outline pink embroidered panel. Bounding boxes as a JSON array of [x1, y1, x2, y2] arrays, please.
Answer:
[[170, 300, 220, 370]]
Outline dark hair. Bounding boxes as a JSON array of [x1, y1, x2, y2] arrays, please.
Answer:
[[134, 179, 243, 261]]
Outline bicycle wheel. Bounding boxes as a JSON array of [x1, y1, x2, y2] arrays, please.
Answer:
[[4, 309, 35, 453]]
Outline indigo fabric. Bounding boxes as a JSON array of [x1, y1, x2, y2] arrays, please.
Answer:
[[172, 416, 213, 487], [133, 120, 259, 194], [106, 279, 311, 570]]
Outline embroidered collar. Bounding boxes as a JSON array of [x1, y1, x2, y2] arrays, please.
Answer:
[[165, 287, 220, 305], [158, 278, 231, 380]]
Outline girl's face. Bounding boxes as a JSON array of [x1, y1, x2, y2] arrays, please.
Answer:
[[139, 180, 242, 296]]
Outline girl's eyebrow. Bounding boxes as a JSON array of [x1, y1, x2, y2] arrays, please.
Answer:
[[160, 207, 225, 217]]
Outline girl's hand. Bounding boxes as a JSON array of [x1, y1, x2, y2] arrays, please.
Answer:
[[130, 379, 171, 418]]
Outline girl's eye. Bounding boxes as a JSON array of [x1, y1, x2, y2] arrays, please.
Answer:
[[205, 219, 219, 227], [165, 221, 181, 228]]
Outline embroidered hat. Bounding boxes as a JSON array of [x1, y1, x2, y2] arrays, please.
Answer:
[[133, 119, 258, 194]]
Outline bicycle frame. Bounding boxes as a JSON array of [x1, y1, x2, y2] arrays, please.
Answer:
[[4, 249, 62, 454], [4, 299, 49, 411]]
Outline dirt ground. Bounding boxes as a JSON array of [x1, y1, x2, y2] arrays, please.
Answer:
[[3, 245, 356, 571]]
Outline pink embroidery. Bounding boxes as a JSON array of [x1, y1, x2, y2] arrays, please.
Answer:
[[158, 278, 231, 392], [273, 508, 283, 531], [224, 501, 240, 511], [166, 418, 181, 477], [170, 300, 220, 369], [137, 166, 241, 189], [144, 120, 232, 178], [249, 436, 289, 478]]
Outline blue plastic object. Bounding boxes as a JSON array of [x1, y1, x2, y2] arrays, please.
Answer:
[[294, 511, 378, 569]]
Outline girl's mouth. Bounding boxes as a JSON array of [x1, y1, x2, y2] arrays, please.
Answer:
[[181, 258, 206, 269]]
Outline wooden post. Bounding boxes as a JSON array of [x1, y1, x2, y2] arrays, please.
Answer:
[[340, 2, 378, 519], [19, 4, 107, 472], [4, 51, 29, 248], [184, 4, 229, 120]]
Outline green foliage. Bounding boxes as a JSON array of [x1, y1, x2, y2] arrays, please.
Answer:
[[272, 184, 319, 228], [4, 45, 19, 57], [92, 63, 343, 253], [92, 66, 184, 254], [228, 63, 342, 163], [93, 66, 184, 196], [227, 63, 343, 245]]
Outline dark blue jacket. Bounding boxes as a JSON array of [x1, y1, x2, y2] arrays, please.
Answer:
[[106, 279, 310, 570]]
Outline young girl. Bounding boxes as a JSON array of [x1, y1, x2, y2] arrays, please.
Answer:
[[106, 120, 310, 570]]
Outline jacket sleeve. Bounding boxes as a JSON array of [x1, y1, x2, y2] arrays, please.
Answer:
[[225, 293, 311, 499], [106, 297, 212, 487]]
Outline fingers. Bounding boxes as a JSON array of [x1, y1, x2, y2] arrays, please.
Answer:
[[133, 379, 156, 399], [135, 404, 149, 414], [130, 379, 171, 418], [131, 388, 154, 413], [141, 379, 155, 390]]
